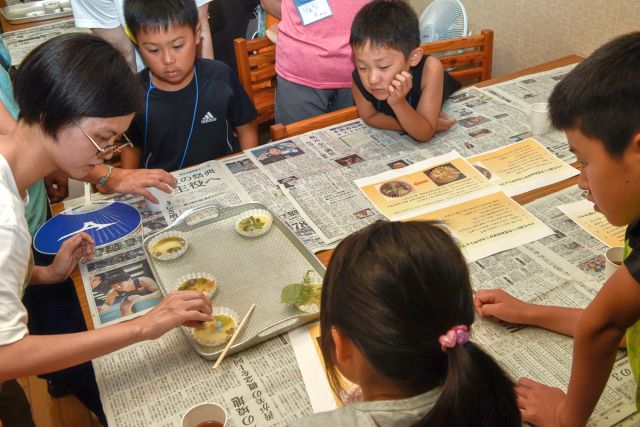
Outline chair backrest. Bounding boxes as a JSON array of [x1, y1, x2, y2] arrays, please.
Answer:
[[233, 36, 277, 124], [270, 106, 360, 141], [421, 29, 493, 86]]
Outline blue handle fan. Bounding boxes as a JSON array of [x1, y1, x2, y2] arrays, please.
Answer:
[[419, 0, 468, 44]]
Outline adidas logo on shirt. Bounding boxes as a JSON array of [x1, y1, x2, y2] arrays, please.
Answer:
[[201, 111, 217, 124]]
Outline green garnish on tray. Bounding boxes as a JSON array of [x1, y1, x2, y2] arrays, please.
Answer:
[[280, 270, 322, 306], [238, 215, 267, 232]]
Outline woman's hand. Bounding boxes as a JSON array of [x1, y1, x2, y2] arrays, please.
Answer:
[[136, 291, 212, 340], [104, 168, 176, 203], [32, 232, 95, 284]]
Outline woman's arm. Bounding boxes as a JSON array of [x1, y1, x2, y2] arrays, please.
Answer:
[[197, 4, 214, 59], [0, 290, 212, 382], [260, 0, 282, 20]]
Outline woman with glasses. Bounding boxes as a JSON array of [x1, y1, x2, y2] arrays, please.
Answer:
[[0, 34, 213, 426]]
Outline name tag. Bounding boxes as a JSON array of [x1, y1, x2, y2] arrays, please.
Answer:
[[293, 0, 333, 26]]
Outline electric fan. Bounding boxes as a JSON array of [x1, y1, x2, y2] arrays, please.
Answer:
[[419, 0, 468, 44]]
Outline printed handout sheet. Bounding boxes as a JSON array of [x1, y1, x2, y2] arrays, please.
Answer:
[[558, 199, 626, 248], [467, 138, 578, 196]]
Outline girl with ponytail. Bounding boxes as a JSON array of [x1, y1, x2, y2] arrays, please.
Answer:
[[296, 220, 520, 426]]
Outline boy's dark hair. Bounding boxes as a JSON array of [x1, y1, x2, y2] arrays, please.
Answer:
[[125, 0, 199, 38], [14, 33, 142, 138], [321, 221, 521, 427], [549, 32, 640, 158], [350, 0, 420, 58]]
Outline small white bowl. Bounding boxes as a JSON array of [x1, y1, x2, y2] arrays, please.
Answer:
[[175, 273, 217, 299], [192, 307, 239, 347], [235, 209, 273, 238], [42, 0, 61, 13], [147, 231, 188, 261]]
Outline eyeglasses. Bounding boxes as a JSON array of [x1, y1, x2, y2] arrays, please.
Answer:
[[73, 119, 133, 156]]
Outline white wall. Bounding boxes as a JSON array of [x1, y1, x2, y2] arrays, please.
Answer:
[[409, 0, 639, 77]]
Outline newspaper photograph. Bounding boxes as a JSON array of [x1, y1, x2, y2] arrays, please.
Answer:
[[356, 151, 495, 221], [93, 330, 314, 426], [558, 199, 626, 248], [467, 138, 578, 196]]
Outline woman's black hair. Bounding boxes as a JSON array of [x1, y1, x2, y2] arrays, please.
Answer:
[[13, 33, 142, 137], [320, 221, 521, 426], [125, 0, 199, 38], [350, 0, 420, 58]]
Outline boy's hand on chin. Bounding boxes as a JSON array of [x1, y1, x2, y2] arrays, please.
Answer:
[[387, 71, 413, 106]]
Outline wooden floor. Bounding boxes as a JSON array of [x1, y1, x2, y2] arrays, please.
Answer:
[[17, 377, 101, 427]]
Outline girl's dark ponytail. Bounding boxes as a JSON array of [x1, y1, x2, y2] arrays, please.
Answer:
[[418, 341, 521, 427], [320, 221, 520, 426]]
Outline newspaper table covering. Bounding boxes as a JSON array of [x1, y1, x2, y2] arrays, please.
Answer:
[[291, 184, 637, 426], [93, 330, 313, 426], [244, 66, 579, 246], [58, 61, 595, 424], [1, 19, 90, 66], [425, 85, 576, 163]]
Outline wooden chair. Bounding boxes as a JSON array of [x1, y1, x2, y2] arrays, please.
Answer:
[[233, 36, 277, 125], [270, 106, 360, 141], [421, 29, 494, 85]]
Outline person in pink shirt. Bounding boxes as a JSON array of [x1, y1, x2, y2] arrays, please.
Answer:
[[260, 0, 371, 124]]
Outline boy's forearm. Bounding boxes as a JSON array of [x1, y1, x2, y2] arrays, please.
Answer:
[[391, 101, 435, 142], [237, 121, 259, 150], [361, 111, 403, 133], [523, 304, 584, 337], [562, 314, 624, 426]]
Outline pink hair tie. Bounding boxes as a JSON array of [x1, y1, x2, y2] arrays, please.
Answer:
[[439, 325, 470, 351]]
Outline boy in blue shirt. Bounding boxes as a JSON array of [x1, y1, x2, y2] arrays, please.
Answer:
[[475, 32, 640, 426], [349, 0, 460, 143], [121, 0, 258, 172]]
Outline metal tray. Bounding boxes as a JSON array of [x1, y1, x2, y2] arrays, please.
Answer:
[[143, 202, 325, 360], [1, 1, 72, 24]]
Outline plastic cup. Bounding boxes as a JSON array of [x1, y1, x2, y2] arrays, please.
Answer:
[[181, 403, 227, 427], [144, 186, 172, 211], [528, 102, 551, 135], [604, 246, 624, 282]]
